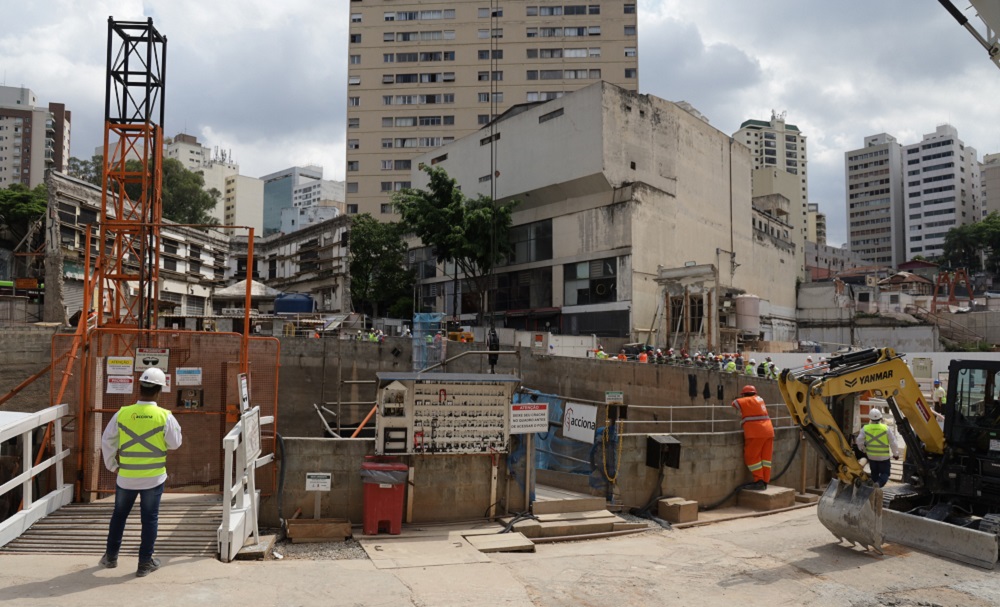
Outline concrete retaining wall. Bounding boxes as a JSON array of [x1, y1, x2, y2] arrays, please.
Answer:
[[0, 325, 63, 413]]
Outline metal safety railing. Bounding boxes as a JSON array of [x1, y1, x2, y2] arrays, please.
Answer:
[[218, 407, 274, 562], [0, 404, 74, 548], [621, 402, 796, 434]]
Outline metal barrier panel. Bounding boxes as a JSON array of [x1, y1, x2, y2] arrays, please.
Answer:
[[51, 329, 279, 500]]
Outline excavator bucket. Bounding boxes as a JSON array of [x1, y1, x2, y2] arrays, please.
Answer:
[[816, 479, 884, 553]]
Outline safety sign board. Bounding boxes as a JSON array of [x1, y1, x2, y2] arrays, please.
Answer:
[[605, 391, 624, 405], [134, 348, 170, 372], [563, 402, 598, 443], [175, 367, 202, 386], [106, 376, 134, 394], [510, 403, 549, 434], [305, 472, 332, 491], [106, 357, 134, 376]]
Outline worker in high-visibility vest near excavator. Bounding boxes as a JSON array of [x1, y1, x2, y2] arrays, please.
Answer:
[[731, 385, 774, 490]]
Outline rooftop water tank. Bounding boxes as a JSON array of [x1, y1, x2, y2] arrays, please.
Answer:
[[735, 294, 761, 334]]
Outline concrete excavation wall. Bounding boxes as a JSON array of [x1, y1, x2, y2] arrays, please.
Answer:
[[0, 325, 62, 413]]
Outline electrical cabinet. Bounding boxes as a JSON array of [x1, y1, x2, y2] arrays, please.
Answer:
[[374, 372, 521, 456]]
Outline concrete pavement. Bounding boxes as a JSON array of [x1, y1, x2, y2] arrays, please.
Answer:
[[1, 508, 998, 607]]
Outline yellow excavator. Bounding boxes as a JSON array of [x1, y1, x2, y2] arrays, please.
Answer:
[[778, 348, 1000, 568]]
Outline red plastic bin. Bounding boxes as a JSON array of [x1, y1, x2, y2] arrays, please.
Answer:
[[360, 459, 408, 535]]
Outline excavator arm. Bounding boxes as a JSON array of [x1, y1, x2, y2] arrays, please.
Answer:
[[939, 0, 1000, 70]]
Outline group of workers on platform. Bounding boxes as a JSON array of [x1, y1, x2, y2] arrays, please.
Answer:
[[592, 346, 830, 381]]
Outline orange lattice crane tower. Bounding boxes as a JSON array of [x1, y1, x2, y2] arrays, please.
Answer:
[[931, 268, 974, 313], [95, 18, 167, 350]]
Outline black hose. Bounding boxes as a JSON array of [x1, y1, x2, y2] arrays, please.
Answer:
[[701, 435, 802, 511], [498, 511, 537, 534]]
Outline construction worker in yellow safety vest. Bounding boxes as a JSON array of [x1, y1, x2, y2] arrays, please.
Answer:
[[724, 357, 737, 373], [595, 345, 609, 360], [855, 408, 900, 487], [100, 367, 183, 577], [745, 359, 756, 375]]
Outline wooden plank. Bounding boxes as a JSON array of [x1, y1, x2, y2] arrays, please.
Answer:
[[287, 519, 352, 541]]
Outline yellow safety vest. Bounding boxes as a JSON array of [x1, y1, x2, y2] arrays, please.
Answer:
[[862, 423, 891, 458], [117, 404, 170, 478]]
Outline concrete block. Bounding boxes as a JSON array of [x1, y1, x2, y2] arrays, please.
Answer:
[[657, 498, 698, 523], [795, 493, 820, 504], [512, 518, 542, 538], [532, 496, 606, 515], [737, 486, 795, 511]]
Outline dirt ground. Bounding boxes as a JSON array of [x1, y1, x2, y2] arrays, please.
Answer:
[[1, 507, 997, 606]]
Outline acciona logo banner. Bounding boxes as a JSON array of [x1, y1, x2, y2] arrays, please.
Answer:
[[563, 402, 598, 443]]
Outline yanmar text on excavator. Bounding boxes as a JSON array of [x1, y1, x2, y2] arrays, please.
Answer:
[[778, 348, 1000, 568]]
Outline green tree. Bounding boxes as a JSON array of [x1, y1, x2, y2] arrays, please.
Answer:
[[941, 222, 982, 272], [0, 183, 48, 249], [162, 158, 220, 225], [392, 165, 517, 318], [66, 155, 103, 187], [348, 213, 414, 318]]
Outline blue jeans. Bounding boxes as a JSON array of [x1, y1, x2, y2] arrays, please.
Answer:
[[105, 482, 164, 562], [869, 459, 891, 487]]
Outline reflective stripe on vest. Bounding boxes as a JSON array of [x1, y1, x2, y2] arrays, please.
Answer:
[[863, 423, 891, 457], [741, 415, 770, 425], [117, 404, 170, 478]]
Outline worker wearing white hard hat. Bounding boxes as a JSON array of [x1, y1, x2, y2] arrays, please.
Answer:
[[99, 367, 183, 577], [855, 408, 900, 487]]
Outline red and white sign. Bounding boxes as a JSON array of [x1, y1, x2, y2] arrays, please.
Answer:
[[107, 376, 134, 394], [134, 348, 170, 372], [510, 402, 548, 434]]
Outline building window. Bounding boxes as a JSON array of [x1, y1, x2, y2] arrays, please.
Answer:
[[350, 34, 361, 43], [347, 161, 359, 172], [624, 4, 636, 14], [395, 159, 412, 170], [625, 68, 637, 78], [624, 47, 636, 57], [508, 219, 553, 264], [478, 114, 490, 125], [351, 13, 362, 22], [348, 139, 359, 150], [348, 76, 361, 85], [347, 182, 359, 193], [348, 96, 360, 107], [381, 203, 394, 214], [564, 258, 616, 306], [381, 181, 393, 192], [624, 25, 636, 36], [350, 55, 361, 64], [347, 204, 358, 214], [348, 118, 359, 128], [381, 160, 393, 170]]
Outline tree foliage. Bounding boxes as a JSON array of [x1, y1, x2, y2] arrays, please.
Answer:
[[392, 166, 518, 316], [941, 213, 1000, 275], [66, 155, 219, 226], [348, 213, 414, 318], [0, 183, 48, 249]]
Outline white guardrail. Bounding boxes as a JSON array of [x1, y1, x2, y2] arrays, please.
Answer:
[[219, 406, 274, 562], [0, 404, 74, 548]]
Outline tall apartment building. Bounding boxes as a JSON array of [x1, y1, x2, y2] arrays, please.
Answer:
[[902, 125, 979, 260], [845, 133, 905, 267], [346, 1, 639, 218], [223, 174, 265, 235], [806, 202, 826, 246], [733, 111, 808, 277], [983, 152, 1000, 218], [0, 86, 71, 187], [261, 166, 344, 236]]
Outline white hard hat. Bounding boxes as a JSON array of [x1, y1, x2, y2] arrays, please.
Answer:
[[806, 356, 813, 361], [139, 367, 167, 387], [868, 409, 883, 421], [749, 359, 756, 364]]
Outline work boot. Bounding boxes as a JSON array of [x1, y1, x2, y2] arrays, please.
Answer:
[[750, 480, 767, 491], [99, 553, 118, 569], [136, 557, 161, 577]]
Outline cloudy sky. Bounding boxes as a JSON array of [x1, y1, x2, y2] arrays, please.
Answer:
[[3, 0, 999, 246]]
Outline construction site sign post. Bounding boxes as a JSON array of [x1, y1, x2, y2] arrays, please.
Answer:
[[134, 348, 170, 372], [563, 403, 598, 443], [510, 403, 549, 434]]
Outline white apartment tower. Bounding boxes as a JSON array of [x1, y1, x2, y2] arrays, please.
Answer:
[[733, 111, 809, 277], [345, 1, 639, 218], [902, 125, 979, 260], [0, 86, 71, 187], [845, 133, 905, 267]]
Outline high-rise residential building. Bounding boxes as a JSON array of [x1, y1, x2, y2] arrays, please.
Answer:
[[806, 203, 826, 246], [346, 1, 639, 218], [982, 152, 1000, 218], [223, 174, 265, 236], [733, 111, 808, 277], [902, 125, 979, 260], [0, 86, 71, 187], [845, 133, 906, 267]]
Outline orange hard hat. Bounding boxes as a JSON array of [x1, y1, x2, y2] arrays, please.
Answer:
[[741, 385, 757, 396]]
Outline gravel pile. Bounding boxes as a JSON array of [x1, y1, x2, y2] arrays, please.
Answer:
[[273, 537, 370, 561]]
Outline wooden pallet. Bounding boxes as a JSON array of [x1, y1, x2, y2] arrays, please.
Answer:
[[0, 495, 222, 556]]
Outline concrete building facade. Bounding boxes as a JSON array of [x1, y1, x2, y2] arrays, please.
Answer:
[[223, 174, 265, 235], [410, 83, 797, 349], [345, 0, 639, 219], [902, 125, 980, 260], [982, 152, 1000, 218], [807, 202, 826, 246], [261, 166, 344, 236], [0, 86, 71, 187], [733, 112, 808, 277], [845, 133, 906, 267], [805, 241, 867, 282]]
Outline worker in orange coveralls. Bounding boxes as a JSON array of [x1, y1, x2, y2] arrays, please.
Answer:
[[731, 385, 774, 490]]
